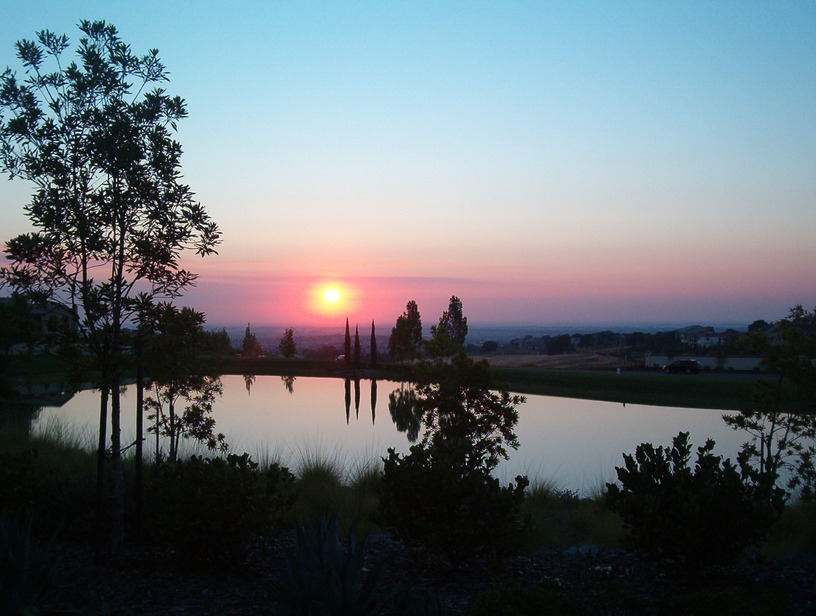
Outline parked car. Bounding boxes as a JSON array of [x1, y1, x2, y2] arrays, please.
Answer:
[[662, 359, 703, 374]]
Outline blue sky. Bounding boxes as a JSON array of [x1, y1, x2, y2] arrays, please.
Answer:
[[1, 1, 815, 326]]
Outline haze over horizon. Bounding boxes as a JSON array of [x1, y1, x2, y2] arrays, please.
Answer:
[[1, 2, 814, 328]]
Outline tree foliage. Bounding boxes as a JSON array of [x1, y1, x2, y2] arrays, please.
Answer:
[[724, 304, 816, 499], [369, 320, 377, 366], [381, 300, 527, 559], [437, 296, 467, 347], [0, 20, 220, 549], [388, 300, 422, 362], [279, 328, 296, 358], [140, 302, 226, 461], [242, 323, 262, 357]]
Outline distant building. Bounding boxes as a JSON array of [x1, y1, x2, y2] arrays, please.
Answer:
[[0, 296, 79, 354]]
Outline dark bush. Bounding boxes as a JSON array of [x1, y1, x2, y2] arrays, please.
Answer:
[[605, 432, 784, 564], [380, 444, 528, 560], [145, 452, 295, 563]]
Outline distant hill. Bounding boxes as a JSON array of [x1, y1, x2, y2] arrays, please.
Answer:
[[210, 321, 748, 351]]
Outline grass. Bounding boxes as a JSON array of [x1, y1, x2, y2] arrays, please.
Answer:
[[493, 368, 757, 410], [218, 356, 759, 410]]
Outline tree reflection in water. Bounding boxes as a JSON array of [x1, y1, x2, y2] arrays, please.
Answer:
[[281, 375, 295, 394], [388, 384, 423, 443]]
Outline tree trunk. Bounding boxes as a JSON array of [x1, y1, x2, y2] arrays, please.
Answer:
[[110, 385, 124, 554], [95, 385, 109, 561], [134, 336, 144, 540]]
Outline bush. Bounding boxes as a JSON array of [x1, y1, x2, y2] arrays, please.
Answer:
[[380, 444, 528, 560], [605, 432, 784, 564], [145, 452, 295, 563]]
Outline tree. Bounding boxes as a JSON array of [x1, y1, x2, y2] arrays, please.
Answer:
[[344, 318, 351, 368], [369, 320, 377, 366], [388, 315, 413, 363], [380, 301, 528, 559], [547, 334, 572, 355], [404, 300, 422, 349], [437, 296, 467, 347], [279, 328, 296, 358], [388, 300, 422, 362], [140, 303, 225, 462], [0, 21, 220, 550], [354, 324, 361, 369], [724, 305, 816, 499], [242, 323, 262, 357]]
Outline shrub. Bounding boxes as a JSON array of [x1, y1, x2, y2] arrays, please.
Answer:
[[380, 444, 528, 560], [145, 452, 295, 563], [605, 432, 784, 564]]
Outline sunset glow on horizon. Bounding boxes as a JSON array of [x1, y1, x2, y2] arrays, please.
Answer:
[[1, 2, 815, 329]]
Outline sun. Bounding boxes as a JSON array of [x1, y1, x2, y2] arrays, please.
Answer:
[[324, 288, 340, 303], [305, 281, 360, 319]]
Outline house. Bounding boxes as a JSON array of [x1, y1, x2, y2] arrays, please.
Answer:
[[0, 296, 79, 353]]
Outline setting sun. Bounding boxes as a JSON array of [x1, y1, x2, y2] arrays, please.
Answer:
[[324, 288, 340, 303], [304, 281, 360, 320]]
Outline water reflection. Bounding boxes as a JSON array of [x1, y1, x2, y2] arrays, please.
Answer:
[[281, 375, 295, 394], [31, 376, 752, 492], [388, 385, 422, 442], [370, 380, 377, 424], [344, 379, 351, 424]]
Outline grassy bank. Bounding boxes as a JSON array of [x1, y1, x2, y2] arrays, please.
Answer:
[[215, 356, 757, 410], [493, 368, 757, 410]]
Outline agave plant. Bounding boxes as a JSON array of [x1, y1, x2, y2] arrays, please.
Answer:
[[274, 513, 390, 616], [0, 510, 55, 616]]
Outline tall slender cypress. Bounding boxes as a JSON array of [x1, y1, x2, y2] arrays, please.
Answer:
[[344, 318, 351, 369], [354, 324, 361, 370], [370, 320, 378, 366]]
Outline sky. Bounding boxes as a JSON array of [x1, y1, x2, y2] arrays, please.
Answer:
[[1, 1, 815, 329]]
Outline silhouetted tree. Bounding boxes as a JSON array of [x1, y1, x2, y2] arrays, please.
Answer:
[[724, 305, 816, 499], [389, 316, 413, 363], [479, 340, 499, 354], [141, 303, 226, 462], [389, 301, 423, 362], [344, 318, 351, 369], [279, 328, 296, 358], [0, 21, 220, 551], [354, 325, 361, 369], [370, 320, 377, 366], [547, 334, 573, 355], [199, 328, 233, 355], [242, 323, 262, 357], [405, 300, 423, 350], [437, 296, 468, 347]]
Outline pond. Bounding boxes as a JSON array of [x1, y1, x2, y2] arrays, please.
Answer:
[[30, 375, 747, 493]]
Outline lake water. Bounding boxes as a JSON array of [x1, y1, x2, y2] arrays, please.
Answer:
[[31, 375, 747, 493]]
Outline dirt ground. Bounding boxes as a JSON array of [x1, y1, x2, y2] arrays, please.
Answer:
[[482, 350, 641, 371]]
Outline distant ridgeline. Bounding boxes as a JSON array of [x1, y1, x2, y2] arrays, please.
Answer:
[[208, 321, 749, 354]]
